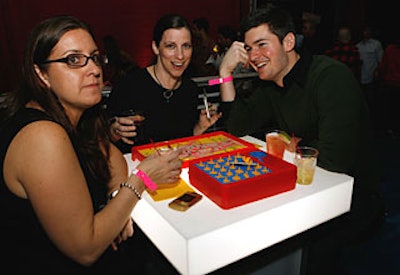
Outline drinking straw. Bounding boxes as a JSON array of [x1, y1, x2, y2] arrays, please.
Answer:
[[203, 89, 211, 119], [293, 132, 302, 157]]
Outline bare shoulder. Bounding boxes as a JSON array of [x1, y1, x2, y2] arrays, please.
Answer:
[[10, 118, 68, 148], [14, 120, 72, 155], [4, 120, 78, 198], [18, 118, 66, 136]]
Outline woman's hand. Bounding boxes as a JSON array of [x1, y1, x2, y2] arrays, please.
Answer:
[[110, 114, 145, 145], [111, 218, 134, 251], [136, 147, 183, 186], [194, 104, 222, 135]]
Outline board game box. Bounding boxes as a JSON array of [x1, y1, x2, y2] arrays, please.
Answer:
[[188, 149, 297, 209], [131, 131, 257, 168]]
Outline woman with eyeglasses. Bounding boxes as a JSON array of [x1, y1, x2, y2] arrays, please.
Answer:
[[106, 14, 222, 154], [0, 15, 183, 274]]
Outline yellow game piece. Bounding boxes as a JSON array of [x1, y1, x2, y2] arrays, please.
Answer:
[[236, 167, 244, 174], [243, 156, 251, 163], [232, 175, 241, 181]]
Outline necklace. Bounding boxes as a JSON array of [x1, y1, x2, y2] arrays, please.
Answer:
[[153, 65, 181, 103]]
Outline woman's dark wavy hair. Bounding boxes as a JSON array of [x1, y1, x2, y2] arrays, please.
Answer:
[[1, 15, 112, 186], [239, 6, 296, 43], [149, 13, 192, 65]]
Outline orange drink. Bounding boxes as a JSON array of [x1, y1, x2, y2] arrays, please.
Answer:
[[266, 134, 286, 159]]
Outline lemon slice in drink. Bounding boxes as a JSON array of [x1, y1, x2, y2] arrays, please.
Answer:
[[278, 131, 291, 144]]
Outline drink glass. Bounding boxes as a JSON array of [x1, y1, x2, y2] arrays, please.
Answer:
[[118, 109, 146, 144], [294, 146, 319, 185], [266, 130, 288, 159]]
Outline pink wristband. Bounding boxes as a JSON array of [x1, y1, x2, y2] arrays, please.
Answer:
[[208, 75, 233, 86], [132, 169, 157, 191]]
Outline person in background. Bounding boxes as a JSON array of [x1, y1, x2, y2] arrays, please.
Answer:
[[377, 35, 400, 136], [0, 15, 183, 274], [189, 17, 216, 76], [205, 25, 238, 74], [325, 26, 361, 80], [218, 6, 384, 275], [102, 35, 138, 86], [106, 14, 221, 154], [356, 26, 384, 110], [296, 12, 326, 54]]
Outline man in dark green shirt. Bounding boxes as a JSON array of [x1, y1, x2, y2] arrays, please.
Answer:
[[218, 6, 384, 275]]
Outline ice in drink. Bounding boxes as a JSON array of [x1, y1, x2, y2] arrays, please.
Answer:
[[294, 147, 318, 185]]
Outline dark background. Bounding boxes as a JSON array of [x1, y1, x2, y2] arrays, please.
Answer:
[[0, 0, 396, 93]]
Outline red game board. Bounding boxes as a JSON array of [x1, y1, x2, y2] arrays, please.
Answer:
[[131, 131, 257, 167], [189, 149, 297, 209]]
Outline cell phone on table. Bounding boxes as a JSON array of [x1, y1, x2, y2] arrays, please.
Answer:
[[168, 191, 202, 211]]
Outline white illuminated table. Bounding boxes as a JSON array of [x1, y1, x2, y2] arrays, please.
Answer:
[[126, 136, 353, 275]]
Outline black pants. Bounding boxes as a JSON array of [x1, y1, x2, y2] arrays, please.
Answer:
[[380, 82, 400, 134]]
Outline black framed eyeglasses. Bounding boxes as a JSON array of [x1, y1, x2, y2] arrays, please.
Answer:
[[41, 53, 108, 67]]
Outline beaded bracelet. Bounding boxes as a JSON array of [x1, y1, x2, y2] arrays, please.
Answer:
[[120, 182, 142, 200]]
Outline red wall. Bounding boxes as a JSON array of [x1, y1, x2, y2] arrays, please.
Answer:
[[0, 0, 249, 93]]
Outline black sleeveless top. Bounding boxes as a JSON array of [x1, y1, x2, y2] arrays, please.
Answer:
[[0, 108, 122, 274]]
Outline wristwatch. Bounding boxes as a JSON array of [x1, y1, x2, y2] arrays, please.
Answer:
[[108, 189, 119, 201]]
